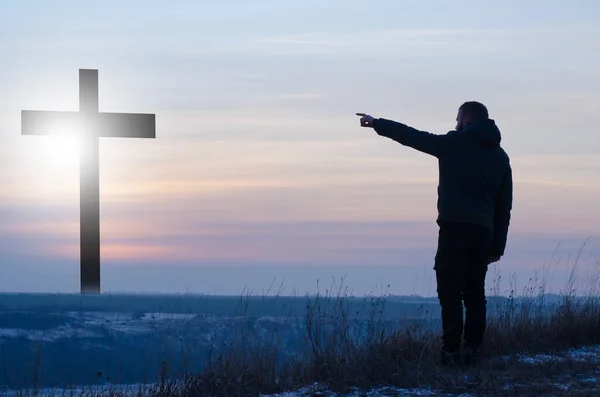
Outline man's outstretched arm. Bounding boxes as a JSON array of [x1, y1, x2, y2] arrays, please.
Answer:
[[357, 113, 448, 157]]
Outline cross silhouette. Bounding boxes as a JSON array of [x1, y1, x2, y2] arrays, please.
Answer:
[[21, 69, 156, 294]]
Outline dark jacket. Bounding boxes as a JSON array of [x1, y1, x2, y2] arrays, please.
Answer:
[[372, 117, 513, 257]]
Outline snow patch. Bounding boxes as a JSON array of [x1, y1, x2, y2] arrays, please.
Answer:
[[0, 325, 101, 341], [260, 383, 451, 397], [517, 353, 557, 365], [553, 383, 570, 391], [0, 328, 24, 338], [1, 383, 155, 397], [512, 344, 600, 365], [256, 316, 298, 325], [140, 312, 197, 322], [65, 311, 135, 321], [566, 345, 600, 362]]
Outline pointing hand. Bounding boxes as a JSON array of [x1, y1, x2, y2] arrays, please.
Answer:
[[356, 113, 376, 128]]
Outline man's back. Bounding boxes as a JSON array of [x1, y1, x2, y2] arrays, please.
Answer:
[[436, 119, 510, 228], [371, 116, 513, 258]]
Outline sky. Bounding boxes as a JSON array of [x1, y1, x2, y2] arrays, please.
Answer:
[[1, 0, 600, 296]]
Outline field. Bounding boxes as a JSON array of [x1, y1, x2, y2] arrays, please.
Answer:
[[2, 260, 600, 396]]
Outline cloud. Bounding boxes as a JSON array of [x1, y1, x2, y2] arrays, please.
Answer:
[[246, 25, 600, 59], [250, 28, 494, 52], [3, 179, 599, 269], [3, 232, 598, 296]]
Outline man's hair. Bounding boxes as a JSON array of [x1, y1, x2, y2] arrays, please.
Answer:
[[459, 101, 489, 120]]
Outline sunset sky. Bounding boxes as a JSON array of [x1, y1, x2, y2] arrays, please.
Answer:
[[1, 1, 600, 296]]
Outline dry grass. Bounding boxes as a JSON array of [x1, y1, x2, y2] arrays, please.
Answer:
[[6, 248, 600, 397]]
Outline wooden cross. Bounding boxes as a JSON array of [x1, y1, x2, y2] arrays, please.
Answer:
[[21, 69, 156, 294]]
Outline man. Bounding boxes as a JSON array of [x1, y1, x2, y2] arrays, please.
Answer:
[[357, 102, 513, 366]]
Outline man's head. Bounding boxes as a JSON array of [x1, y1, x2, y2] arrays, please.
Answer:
[[456, 101, 489, 131]]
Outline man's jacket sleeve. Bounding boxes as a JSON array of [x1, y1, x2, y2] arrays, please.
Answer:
[[491, 165, 513, 257], [372, 118, 448, 157]]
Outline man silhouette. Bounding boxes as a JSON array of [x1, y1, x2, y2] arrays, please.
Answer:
[[357, 102, 513, 366]]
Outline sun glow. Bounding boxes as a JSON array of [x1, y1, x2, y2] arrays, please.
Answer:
[[38, 134, 82, 168], [22, 134, 83, 195]]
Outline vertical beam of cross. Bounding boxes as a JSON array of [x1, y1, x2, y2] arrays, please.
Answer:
[[79, 70, 101, 294], [21, 69, 156, 294]]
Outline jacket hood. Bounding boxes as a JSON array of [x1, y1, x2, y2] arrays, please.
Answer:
[[464, 118, 502, 146]]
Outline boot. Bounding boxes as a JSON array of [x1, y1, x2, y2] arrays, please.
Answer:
[[439, 349, 461, 367], [462, 345, 481, 366]]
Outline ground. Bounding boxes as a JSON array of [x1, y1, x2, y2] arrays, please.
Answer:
[[261, 345, 600, 397], [3, 347, 600, 396]]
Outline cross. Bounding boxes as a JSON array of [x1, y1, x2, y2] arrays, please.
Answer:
[[21, 69, 156, 294]]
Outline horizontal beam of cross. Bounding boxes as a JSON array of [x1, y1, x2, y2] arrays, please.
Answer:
[[21, 110, 156, 138]]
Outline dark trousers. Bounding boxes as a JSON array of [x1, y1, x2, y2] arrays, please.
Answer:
[[434, 221, 492, 353]]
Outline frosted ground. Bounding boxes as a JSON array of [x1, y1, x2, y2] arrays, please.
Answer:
[[261, 345, 600, 396]]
